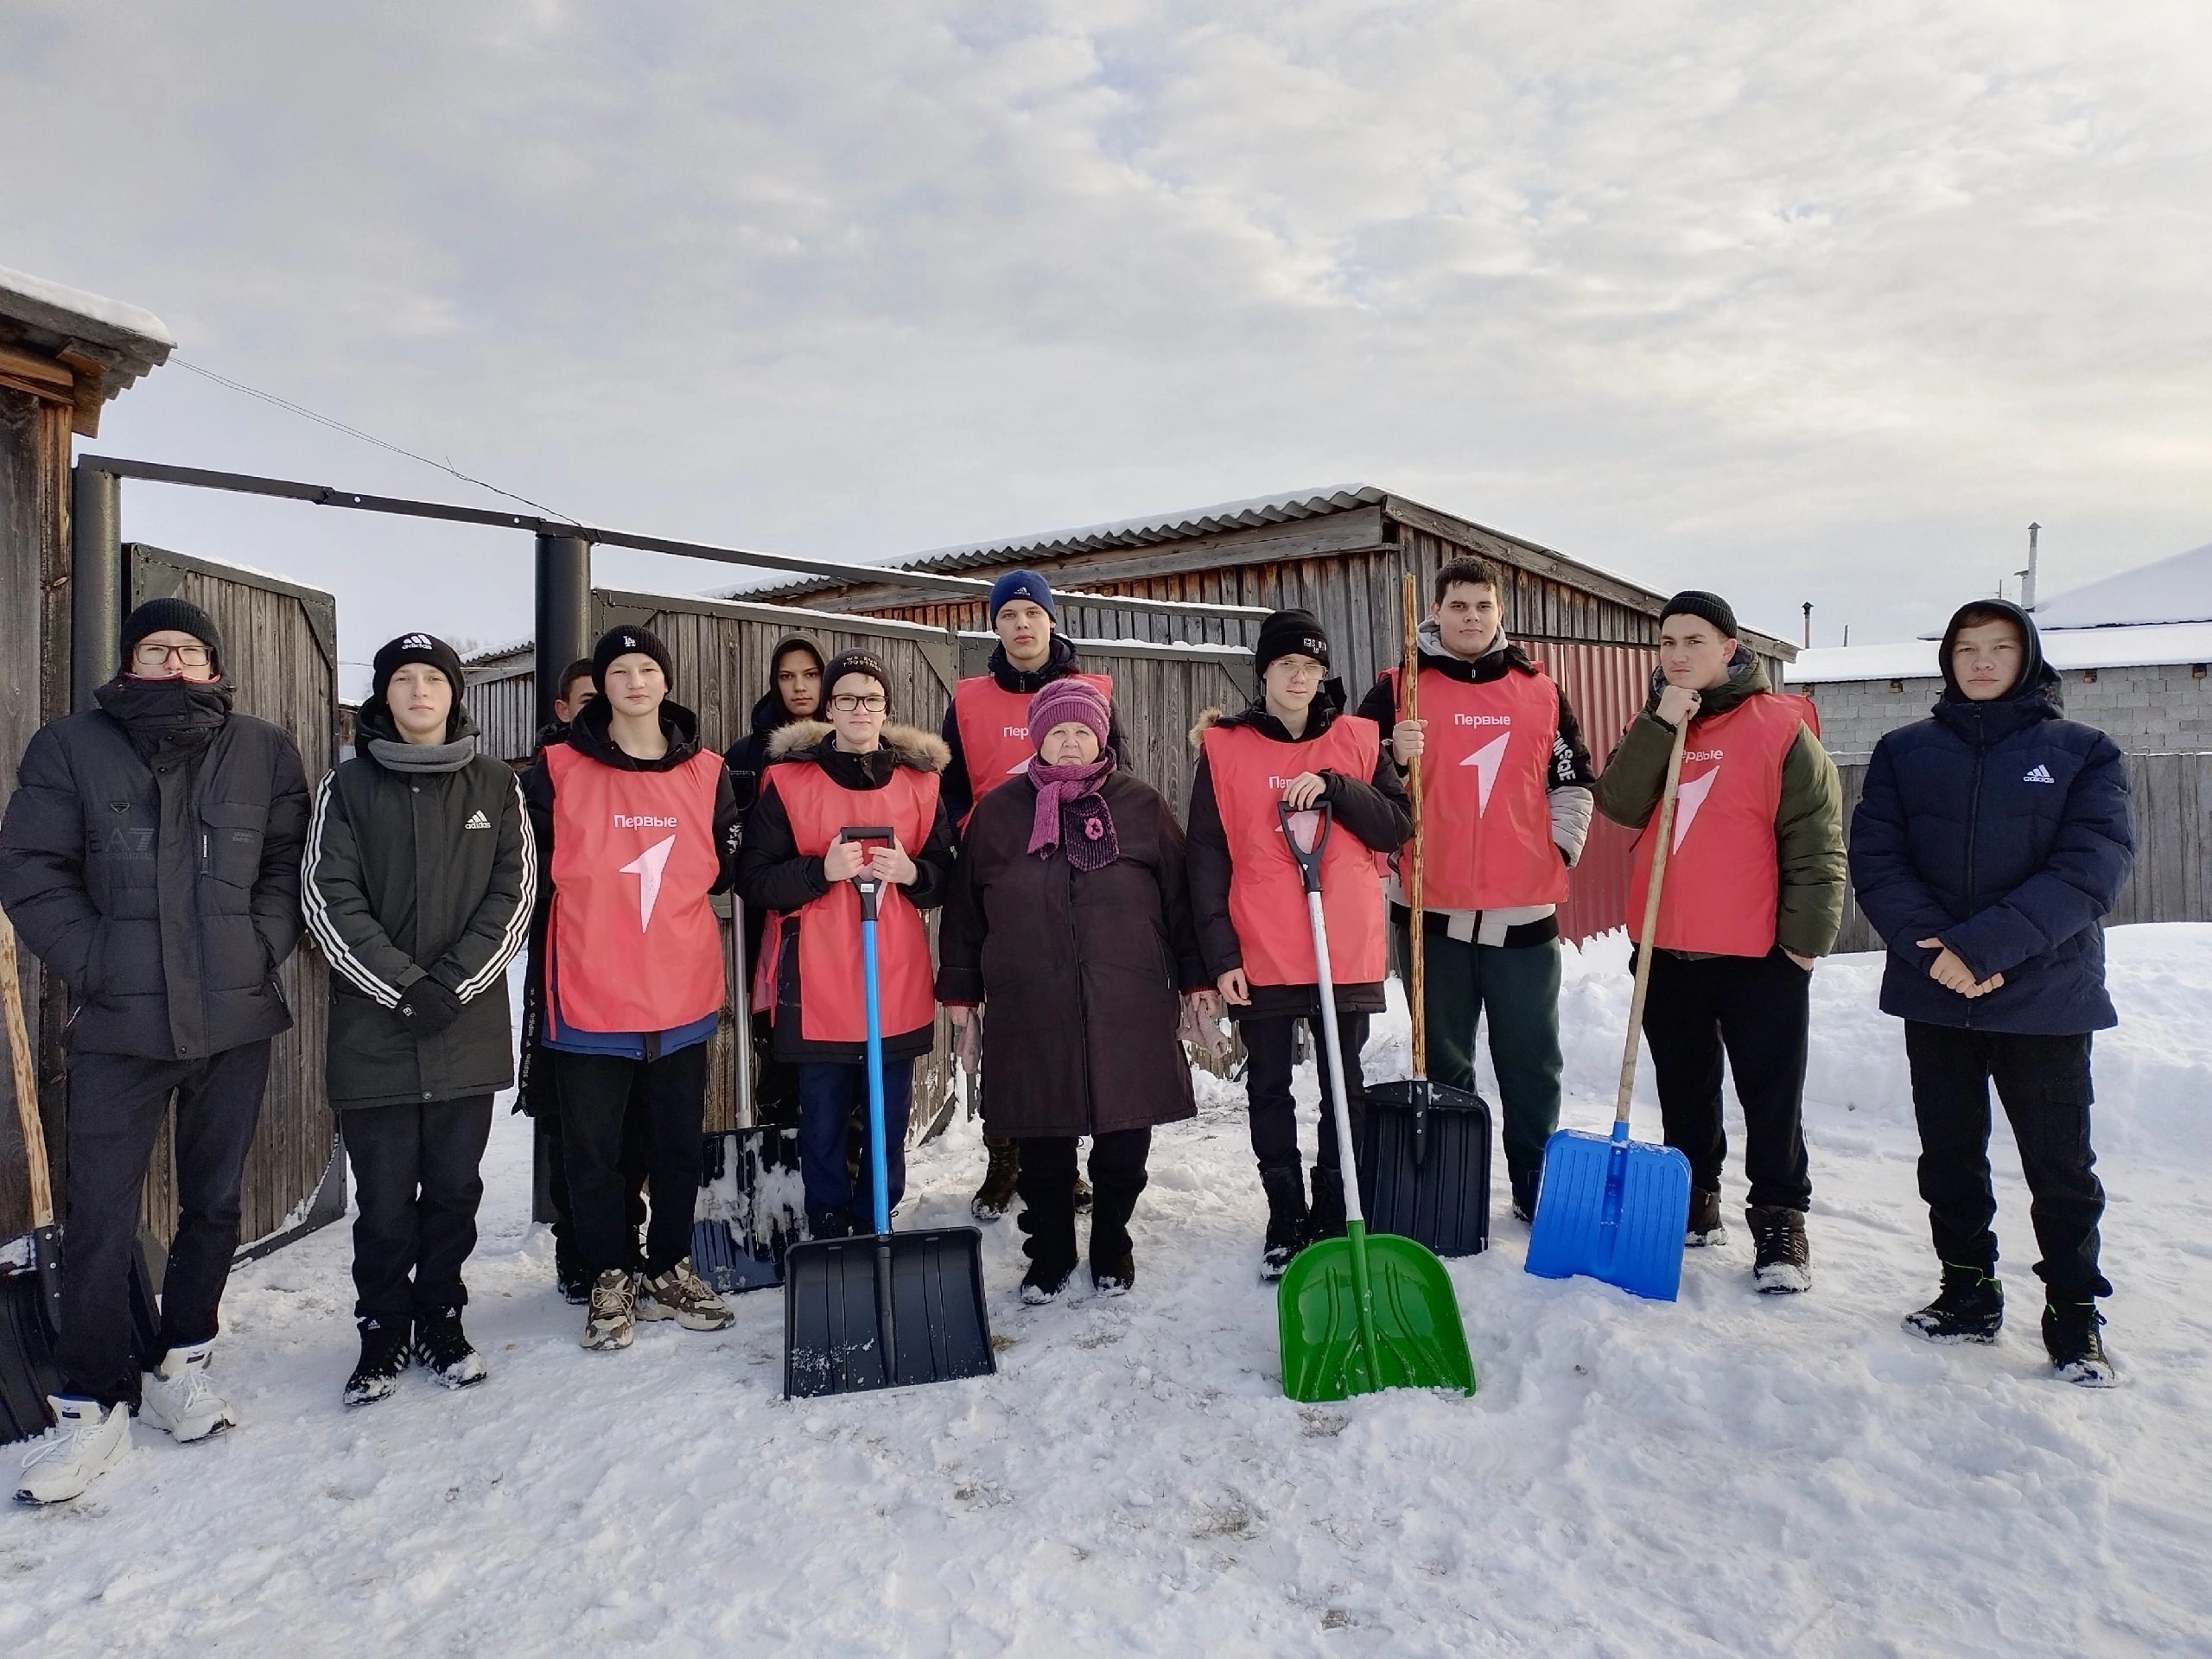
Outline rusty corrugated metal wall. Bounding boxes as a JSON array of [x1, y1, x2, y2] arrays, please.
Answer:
[[1526, 639, 1657, 944]]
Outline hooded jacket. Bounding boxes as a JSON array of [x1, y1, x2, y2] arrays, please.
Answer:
[[0, 675, 308, 1062], [1593, 647, 1846, 959], [303, 698, 536, 1107], [938, 634, 1132, 825], [723, 635, 827, 810], [735, 720, 958, 1062], [1849, 600, 2133, 1033], [1184, 697, 1411, 1018]]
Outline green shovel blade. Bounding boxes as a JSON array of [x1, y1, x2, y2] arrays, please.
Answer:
[[1277, 1224, 1477, 1402]]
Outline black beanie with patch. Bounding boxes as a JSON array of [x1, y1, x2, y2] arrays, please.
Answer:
[[590, 624, 674, 692], [370, 632, 467, 706], [1254, 608, 1332, 678]]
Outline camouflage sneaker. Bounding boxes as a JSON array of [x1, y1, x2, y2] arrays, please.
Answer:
[[582, 1268, 636, 1351], [636, 1258, 734, 1332]]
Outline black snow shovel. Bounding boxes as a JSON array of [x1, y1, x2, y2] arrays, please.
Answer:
[[782, 829, 994, 1400], [691, 893, 807, 1295], [1359, 574, 1493, 1258], [0, 906, 64, 1444]]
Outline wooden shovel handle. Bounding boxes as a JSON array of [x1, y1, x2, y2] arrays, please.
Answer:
[[0, 907, 52, 1228], [1401, 572, 1425, 1077], [1616, 715, 1690, 1128]]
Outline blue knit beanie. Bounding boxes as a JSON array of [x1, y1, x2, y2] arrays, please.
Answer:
[[987, 569, 1057, 625]]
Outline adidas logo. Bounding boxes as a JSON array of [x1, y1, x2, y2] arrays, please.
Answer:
[[2022, 764, 2056, 785], [400, 633, 434, 651], [464, 809, 492, 830]]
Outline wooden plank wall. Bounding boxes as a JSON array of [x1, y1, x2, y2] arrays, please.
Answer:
[[0, 387, 72, 1237], [1830, 753, 2210, 955], [127, 545, 343, 1253], [464, 663, 538, 768]]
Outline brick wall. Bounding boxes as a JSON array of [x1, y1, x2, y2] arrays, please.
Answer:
[[1800, 661, 2212, 759]]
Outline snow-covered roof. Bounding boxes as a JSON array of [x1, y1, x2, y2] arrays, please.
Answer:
[[1789, 621, 2212, 684], [0, 264, 174, 407], [2031, 540, 2212, 629], [899, 484, 1390, 572]]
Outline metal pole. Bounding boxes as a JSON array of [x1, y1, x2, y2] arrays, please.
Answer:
[[2024, 522, 2041, 610], [534, 532, 592, 731], [1801, 601, 1812, 648], [70, 463, 123, 710]]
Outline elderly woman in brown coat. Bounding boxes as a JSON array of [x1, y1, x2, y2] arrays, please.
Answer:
[[937, 679, 1215, 1302]]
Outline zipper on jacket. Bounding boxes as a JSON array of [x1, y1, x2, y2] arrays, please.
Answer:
[[1066, 855, 1094, 1135], [1961, 711, 1985, 1030]]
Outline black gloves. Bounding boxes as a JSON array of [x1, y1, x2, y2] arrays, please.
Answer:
[[396, 977, 464, 1037]]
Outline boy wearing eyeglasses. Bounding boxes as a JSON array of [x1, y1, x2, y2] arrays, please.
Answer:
[[737, 652, 957, 1236], [3, 598, 309, 1503]]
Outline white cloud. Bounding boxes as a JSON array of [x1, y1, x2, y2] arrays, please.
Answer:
[[3, 0, 2205, 683]]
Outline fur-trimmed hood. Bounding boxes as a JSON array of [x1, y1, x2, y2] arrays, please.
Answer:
[[767, 718, 950, 772]]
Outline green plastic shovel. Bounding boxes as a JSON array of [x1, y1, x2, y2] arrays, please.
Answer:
[[1274, 803, 1476, 1402]]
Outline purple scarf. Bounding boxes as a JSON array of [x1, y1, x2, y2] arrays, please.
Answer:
[[1026, 754, 1119, 871]]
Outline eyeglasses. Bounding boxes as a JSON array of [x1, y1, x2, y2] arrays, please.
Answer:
[[132, 643, 211, 669], [830, 693, 887, 713]]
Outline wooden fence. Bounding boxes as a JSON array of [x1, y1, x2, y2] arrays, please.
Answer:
[[127, 544, 346, 1258], [1831, 752, 2212, 955]]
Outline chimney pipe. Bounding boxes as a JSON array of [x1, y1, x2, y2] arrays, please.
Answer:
[[2022, 522, 2040, 610], [1802, 601, 1813, 647]]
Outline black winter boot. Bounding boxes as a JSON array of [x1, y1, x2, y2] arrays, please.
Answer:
[[1017, 1172, 1078, 1305], [415, 1306, 490, 1389], [1259, 1166, 1308, 1282], [1747, 1205, 1812, 1294], [1088, 1179, 1145, 1296], [1685, 1187, 1726, 1247], [2044, 1300, 2119, 1388], [1903, 1264, 2004, 1344], [1510, 1168, 1541, 1225], [1307, 1163, 1350, 1244], [971, 1136, 1021, 1222], [343, 1316, 413, 1408]]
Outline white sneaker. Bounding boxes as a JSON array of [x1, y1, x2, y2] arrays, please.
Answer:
[[138, 1340, 238, 1442], [16, 1397, 130, 1504]]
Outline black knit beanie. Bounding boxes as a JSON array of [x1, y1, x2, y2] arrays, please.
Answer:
[[590, 624, 674, 691], [370, 632, 466, 706], [119, 596, 222, 676], [819, 650, 893, 709], [1254, 608, 1331, 677], [1659, 590, 1738, 639]]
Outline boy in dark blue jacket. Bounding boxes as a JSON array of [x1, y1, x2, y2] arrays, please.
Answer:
[[1849, 600, 2133, 1385]]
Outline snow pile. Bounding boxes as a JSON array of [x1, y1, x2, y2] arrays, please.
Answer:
[[4, 932, 2209, 1654]]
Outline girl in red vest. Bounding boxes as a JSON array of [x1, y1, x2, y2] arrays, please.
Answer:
[[1355, 556, 1599, 1224], [939, 569, 1128, 1224], [1187, 609, 1411, 1280], [739, 651, 957, 1237], [523, 626, 742, 1352], [1593, 591, 1844, 1294]]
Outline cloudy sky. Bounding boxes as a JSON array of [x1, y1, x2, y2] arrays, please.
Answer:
[[6, 2, 2207, 691]]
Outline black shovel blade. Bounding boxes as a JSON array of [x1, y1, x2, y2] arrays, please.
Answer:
[[691, 1128, 808, 1295], [782, 1225, 995, 1399], [1360, 1078, 1493, 1258], [0, 1224, 64, 1444]]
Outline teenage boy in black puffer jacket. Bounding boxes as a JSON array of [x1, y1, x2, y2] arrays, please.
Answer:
[[1850, 600, 2134, 1385], [304, 634, 536, 1404]]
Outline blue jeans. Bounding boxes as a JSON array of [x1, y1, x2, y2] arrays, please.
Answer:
[[797, 1058, 914, 1226]]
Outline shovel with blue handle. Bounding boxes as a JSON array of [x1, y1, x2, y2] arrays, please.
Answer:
[[1523, 716, 1694, 1300], [781, 827, 995, 1399]]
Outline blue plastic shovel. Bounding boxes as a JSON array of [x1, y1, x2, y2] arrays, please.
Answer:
[[1524, 719, 1694, 1300]]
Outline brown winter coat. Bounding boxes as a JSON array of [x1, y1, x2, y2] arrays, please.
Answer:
[[936, 768, 1209, 1138]]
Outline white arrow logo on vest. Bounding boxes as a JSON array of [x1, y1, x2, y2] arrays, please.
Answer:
[[1459, 731, 1510, 814], [620, 835, 677, 931], [1671, 767, 1719, 851], [1006, 757, 1029, 775]]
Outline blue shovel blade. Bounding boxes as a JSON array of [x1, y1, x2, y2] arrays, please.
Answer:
[[1523, 1125, 1693, 1302]]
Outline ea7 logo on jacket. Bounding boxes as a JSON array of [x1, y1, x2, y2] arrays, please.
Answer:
[[2022, 764, 2056, 785]]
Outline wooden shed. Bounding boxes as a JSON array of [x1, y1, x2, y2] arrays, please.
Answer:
[[744, 485, 1799, 943]]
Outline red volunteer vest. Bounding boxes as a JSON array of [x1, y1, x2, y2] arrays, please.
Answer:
[[1628, 692, 1815, 957], [1202, 716, 1388, 987], [1386, 664, 1568, 910], [952, 671, 1114, 823], [753, 760, 940, 1044], [543, 744, 725, 1034]]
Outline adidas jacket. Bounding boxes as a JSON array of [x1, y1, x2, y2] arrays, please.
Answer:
[[303, 700, 536, 1108]]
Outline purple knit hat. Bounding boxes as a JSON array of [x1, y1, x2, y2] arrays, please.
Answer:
[[1026, 677, 1110, 753]]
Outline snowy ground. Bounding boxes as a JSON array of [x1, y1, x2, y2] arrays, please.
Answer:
[[7, 929, 2212, 1657]]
